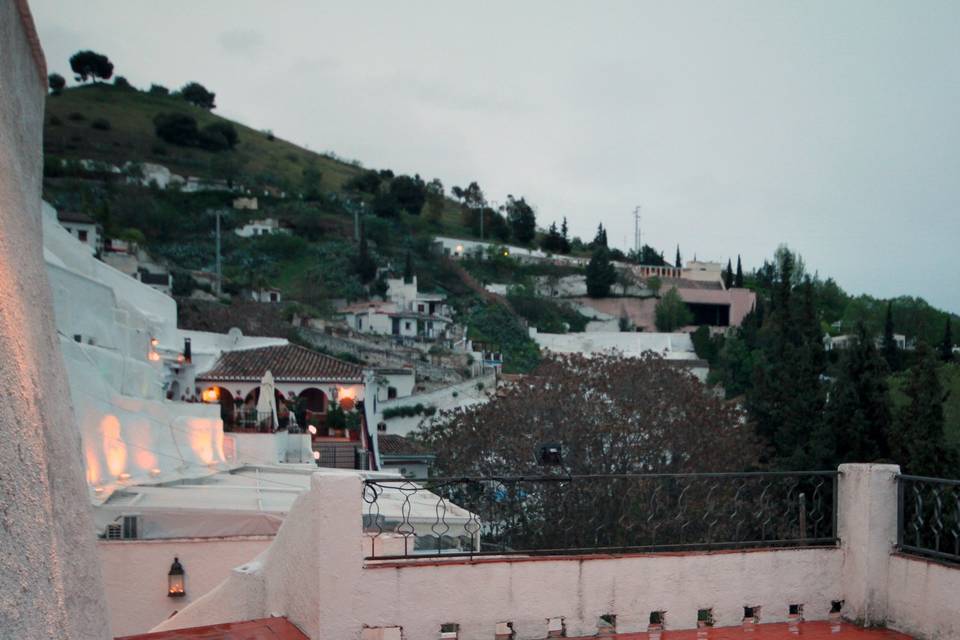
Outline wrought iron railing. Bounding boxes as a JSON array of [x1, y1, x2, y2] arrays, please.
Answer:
[[898, 474, 960, 564], [362, 471, 838, 560]]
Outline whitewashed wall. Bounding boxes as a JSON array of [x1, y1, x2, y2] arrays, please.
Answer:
[[98, 536, 272, 637], [0, 3, 111, 637]]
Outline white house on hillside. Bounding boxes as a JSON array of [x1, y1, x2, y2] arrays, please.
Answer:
[[234, 217, 287, 237], [56, 210, 102, 255], [340, 276, 453, 340]]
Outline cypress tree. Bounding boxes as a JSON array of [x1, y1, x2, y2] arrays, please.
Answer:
[[403, 251, 413, 283], [889, 343, 957, 476], [815, 323, 892, 467], [941, 317, 954, 362], [585, 247, 616, 298], [734, 255, 744, 288], [882, 301, 901, 372], [723, 259, 733, 289], [675, 246, 682, 268]]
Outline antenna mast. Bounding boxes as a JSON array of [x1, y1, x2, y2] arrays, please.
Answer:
[[633, 205, 641, 256]]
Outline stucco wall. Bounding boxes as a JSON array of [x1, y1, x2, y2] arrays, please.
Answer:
[[98, 536, 272, 637], [0, 2, 111, 637], [886, 554, 960, 640]]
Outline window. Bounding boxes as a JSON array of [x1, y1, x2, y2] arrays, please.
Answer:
[[269, 292, 278, 302], [78, 229, 88, 242], [387, 386, 397, 399], [418, 304, 425, 313], [405, 321, 412, 331]]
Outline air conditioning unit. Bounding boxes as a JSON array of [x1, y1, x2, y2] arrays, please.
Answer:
[[105, 515, 141, 540]]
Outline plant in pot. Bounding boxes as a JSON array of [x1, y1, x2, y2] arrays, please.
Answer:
[[326, 404, 347, 437]]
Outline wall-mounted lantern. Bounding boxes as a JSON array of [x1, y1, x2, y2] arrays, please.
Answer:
[[167, 557, 185, 597]]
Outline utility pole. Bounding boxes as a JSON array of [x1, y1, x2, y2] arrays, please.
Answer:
[[633, 205, 641, 257], [215, 210, 222, 296]]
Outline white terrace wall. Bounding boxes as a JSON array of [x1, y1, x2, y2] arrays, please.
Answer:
[[0, 2, 111, 638], [98, 536, 273, 637], [154, 466, 960, 640]]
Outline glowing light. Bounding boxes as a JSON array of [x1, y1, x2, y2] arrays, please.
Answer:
[[150, 337, 159, 347], [148, 350, 161, 362], [85, 447, 102, 485], [101, 415, 127, 477], [118, 472, 131, 481], [177, 353, 185, 363], [150, 468, 162, 477], [94, 486, 104, 494], [312, 450, 320, 460], [201, 387, 220, 403], [135, 448, 157, 470], [503, 249, 509, 256], [455, 244, 463, 253], [307, 425, 317, 435]]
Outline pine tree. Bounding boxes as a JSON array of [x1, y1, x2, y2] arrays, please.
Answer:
[[354, 232, 377, 284], [889, 343, 958, 476], [592, 224, 607, 249], [734, 255, 744, 288], [560, 217, 571, 253], [675, 246, 682, 268], [882, 301, 901, 372], [723, 259, 734, 289], [941, 317, 954, 362]]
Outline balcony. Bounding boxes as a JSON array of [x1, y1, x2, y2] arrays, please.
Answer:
[[149, 465, 960, 639]]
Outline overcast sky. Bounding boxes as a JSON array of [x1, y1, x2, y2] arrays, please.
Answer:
[[32, 1, 960, 313]]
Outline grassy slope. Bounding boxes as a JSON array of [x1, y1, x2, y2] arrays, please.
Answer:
[[44, 83, 473, 234]]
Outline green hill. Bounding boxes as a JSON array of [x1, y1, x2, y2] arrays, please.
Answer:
[[45, 83, 364, 191]]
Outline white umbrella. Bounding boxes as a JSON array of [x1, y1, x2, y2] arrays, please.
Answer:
[[256, 370, 278, 431]]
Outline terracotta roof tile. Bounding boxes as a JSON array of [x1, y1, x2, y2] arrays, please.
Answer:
[[378, 434, 432, 456], [196, 344, 363, 383]]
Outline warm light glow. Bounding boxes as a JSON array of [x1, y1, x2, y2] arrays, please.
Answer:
[[177, 353, 185, 363], [455, 244, 464, 253], [201, 387, 220, 403], [135, 448, 157, 470], [147, 350, 160, 362], [150, 337, 159, 347], [101, 415, 127, 477], [307, 425, 317, 435], [118, 472, 131, 481], [85, 447, 102, 485], [312, 450, 320, 460], [150, 468, 161, 477], [94, 486, 104, 494], [503, 249, 509, 256]]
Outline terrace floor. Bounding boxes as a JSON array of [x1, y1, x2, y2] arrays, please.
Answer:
[[571, 621, 912, 639], [115, 617, 308, 639]]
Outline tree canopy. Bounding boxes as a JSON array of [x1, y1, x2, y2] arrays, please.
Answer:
[[180, 82, 216, 110], [585, 247, 616, 297], [654, 286, 693, 331], [69, 50, 114, 83]]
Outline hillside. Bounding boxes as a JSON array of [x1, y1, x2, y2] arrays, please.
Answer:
[[45, 83, 363, 191]]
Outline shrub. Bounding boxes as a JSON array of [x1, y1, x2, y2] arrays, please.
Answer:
[[90, 118, 111, 131], [382, 404, 437, 420], [148, 84, 169, 96], [113, 76, 132, 90], [151, 143, 168, 156], [154, 113, 199, 146], [68, 112, 85, 121], [180, 82, 216, 110], [199, 121, 238, 150]]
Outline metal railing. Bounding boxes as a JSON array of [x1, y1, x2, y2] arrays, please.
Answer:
[[897, 474, 960, 564], [362, 471, 838, 560]]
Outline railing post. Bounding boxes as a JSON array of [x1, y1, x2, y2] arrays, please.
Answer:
[[838, 463, 900, 627]]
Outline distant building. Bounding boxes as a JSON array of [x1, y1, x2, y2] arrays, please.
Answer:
[[232, 196, 259, 210], [376, 434, 435, 478], [340, 276, 453, 340], [56, 210, 102, 254], [135, 268, 173, 296], [250, 286, 282, 303], [826, 333, 907, 351], [234, 217, 287, 237]]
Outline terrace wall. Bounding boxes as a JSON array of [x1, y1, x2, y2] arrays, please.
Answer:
[[153, 466, 960, 640]]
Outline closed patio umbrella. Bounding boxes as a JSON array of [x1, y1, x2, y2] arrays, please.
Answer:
[[256, 370, 278, 432]]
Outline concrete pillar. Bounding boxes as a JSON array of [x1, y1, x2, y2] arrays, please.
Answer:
[[838, 463, 899, 626]]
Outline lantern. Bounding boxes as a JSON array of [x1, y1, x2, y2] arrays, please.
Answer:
[[307, 425, 317, 435], [167, 557, 185, 597], [201, 387, 220, 403]]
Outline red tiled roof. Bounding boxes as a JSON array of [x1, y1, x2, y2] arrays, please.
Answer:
[[57, 210, 97, 224], [196, 344, 363, 383], [377, 434, 433, 457], [115, 617, 308, 640], [567, 621, 912, 639]]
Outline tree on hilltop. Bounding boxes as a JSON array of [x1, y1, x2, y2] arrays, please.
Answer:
[[48, 73, 65, 94], [941, 317, 954, 363], [505, 195, 537, 245], [69, 50, 114, 83], [180, 82, 216, 110], [734, 255, 744, 288]]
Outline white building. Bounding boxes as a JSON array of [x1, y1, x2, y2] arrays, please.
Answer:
[[234, 217, 287, 238], [250, 286, 282, 303], [56, 210, 102, 254], [340, 276, 453, 340]]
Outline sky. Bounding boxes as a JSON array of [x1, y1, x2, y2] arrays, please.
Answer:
[[31, 1, 960, 314]]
